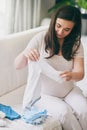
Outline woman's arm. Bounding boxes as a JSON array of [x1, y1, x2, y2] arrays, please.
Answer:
[[14, 52, 28, 69], [14, 32, 43, 70], [60, 57, 84, 81], [71, 57, 84, 81], [15, 48, 40, 69]]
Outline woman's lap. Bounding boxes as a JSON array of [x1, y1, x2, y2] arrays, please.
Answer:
[[65, 86, 87, 114], [36, 94, 82, 130], [65, 86, 87, 130]]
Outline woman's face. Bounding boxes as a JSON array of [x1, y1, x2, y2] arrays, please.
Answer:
[[55, 18, 75, 39]]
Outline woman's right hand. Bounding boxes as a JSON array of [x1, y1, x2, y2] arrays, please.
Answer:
[[23, 48, 40, 61]]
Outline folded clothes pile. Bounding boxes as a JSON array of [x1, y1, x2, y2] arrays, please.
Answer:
[[0, 103, 21, 127], [0, 103, 48, 126], [22, 107, 48, 125], [0, 103, 21, 120], [0, 111, 6, 127]]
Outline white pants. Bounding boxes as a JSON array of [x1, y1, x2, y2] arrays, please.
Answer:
[[36, 87, 87, 130], [23, 60, 87, 130]]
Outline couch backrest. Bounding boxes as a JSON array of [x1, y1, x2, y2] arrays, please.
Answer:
[[0, 26, 48, 96]]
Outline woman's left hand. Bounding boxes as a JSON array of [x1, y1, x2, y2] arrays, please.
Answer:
[[59, 71, 72, 81]]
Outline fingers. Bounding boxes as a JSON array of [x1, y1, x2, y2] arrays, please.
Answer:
[[23, 48, 40, 61], [59, 71, 72, 81], [28, 49, 39, 61]]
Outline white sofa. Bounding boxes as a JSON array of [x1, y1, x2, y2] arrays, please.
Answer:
[[0, 25, 87, 130]]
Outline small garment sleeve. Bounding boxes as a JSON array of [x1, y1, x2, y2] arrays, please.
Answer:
[[25, 31, 46, 52], [74, 43, 84, 58]]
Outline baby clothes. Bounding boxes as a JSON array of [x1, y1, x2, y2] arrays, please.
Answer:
[[0, 104, 21, 120], [22, 59, 66, 125], [22, 107, 48, 125], [23, 59, 64, 111]]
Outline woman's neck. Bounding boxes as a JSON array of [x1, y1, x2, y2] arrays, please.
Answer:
[[58, 38, 64, 46], [58, 38, 64, 56]]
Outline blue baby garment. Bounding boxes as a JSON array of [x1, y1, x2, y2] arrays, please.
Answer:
[[22, 107, 48, 125], [0, 103, 21, 120]]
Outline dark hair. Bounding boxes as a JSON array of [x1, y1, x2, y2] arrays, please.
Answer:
[[45, 5, 82, 60]]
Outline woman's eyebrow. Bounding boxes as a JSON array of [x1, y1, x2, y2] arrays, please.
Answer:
[[64, 27, 71, 30], [56, 22, 61, 25]]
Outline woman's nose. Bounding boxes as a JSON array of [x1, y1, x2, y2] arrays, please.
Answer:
[[58, 29, 63, 35]]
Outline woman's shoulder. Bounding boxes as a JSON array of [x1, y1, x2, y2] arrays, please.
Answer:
[[74, 42, 84, 58], [33, 30, 47, 41], [27, 30, 47, 50]]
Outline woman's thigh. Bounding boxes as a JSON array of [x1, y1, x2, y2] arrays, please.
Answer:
[[65, 87, 87, 115], [36, 94, 71, 116], [65, 87, 87, 130], [35, 94, 82, 130]]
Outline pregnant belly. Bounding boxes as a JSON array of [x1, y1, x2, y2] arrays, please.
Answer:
[[41, 75, 74, 98]]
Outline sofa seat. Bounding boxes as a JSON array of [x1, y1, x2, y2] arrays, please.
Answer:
[[0, 85, 62, 130]]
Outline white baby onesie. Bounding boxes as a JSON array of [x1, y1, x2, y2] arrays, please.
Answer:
[[23, 59, 64, 110]]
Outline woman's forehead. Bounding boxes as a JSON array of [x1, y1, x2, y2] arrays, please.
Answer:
[[56, 18, 75, 28]]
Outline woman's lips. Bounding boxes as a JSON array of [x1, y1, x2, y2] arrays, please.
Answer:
[[56, 33, 63, 38]]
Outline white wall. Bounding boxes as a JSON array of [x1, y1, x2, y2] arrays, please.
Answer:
[[40, 0, 55, 24]]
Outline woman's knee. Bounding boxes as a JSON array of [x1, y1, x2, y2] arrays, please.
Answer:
[[59, 106, 72, 122], [60, 109, 82, 130]]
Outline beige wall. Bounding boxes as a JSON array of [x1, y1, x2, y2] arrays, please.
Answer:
[[40, 0, 55, 24]]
